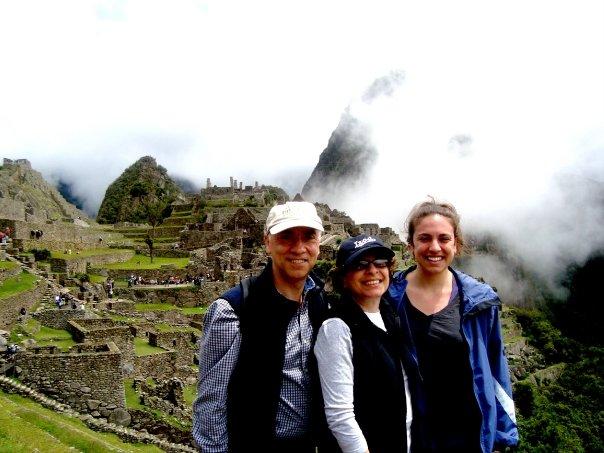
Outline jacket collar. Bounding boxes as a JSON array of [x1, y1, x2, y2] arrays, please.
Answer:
[[390, 266, 500, 317]]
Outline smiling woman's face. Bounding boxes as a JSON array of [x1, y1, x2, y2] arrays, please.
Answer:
[[409, 214, 457, 275], [343, 252, 390, 303]]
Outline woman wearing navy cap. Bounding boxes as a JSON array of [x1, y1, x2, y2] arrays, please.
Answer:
[[387, 199, 518, 453], [314, 234, 412, 453]]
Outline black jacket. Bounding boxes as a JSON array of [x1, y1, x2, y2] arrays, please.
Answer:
[[221, 264, 330, 452], [328, 297, 409, 453]]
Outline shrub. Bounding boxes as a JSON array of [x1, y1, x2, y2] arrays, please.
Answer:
[[314, 259, 335, 280], [74, 273, 90, 283], [31, 249, 51, 261]]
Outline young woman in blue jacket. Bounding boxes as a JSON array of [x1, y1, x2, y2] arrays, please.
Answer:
[[386, 199, 518, 453]]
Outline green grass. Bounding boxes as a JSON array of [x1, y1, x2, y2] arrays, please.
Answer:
[[135, 303, 180, 312], [182, 306, 208, 315], [183, 384, 197, 407], [88, 273, 107, 284], [154, 323, 196, 333], [134, 338, 166, 356], [10, 321, 77, 351], [107, 313, 140, 323], [0, 390, 162, 452], [0, 260, 18, 269], [124, 379, 145, 410], [0, 272, 38, 299], [50, 248, 132, 260], [104, 255, 190, 270]]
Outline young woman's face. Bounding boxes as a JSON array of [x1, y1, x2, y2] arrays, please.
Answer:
[[409, 214, 457, 275], [343, 252, 390, 303]]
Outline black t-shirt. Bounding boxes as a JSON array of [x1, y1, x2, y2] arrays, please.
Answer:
[[405, 288, 482, 453]]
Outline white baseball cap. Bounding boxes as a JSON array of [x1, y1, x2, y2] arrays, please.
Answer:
[[265, 201, 324, 235]]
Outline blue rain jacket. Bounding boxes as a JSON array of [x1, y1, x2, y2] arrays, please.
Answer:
[[386, 267, 519, 453]]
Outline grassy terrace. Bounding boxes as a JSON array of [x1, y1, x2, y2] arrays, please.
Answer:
[[134, 303, 207, 316], [134, 338, 166, 356], [0, 272, 38, 299], [50, 248, 132, 260], [104, 255, 190, 270], [10, 320, 76, 351], [0, 260, 18, 270], [183, 383, 197, 406], [0, 391, 162, 452]]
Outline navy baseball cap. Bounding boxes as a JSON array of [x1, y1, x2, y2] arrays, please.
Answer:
[[336, 234, 395, 268]]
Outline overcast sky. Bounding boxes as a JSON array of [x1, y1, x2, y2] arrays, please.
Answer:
[[1, 1, 603, 291]]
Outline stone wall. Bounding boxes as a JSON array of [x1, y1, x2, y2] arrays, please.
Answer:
[[33, 307, 97, 330], [136, 378, 191, 420], [49, 249, 134, 274], [115, 282, 229, 307], [149, 330, 197, 367], [134, 350, 179, 380], [0, 261, 21, 284], [15, 342, 126, 417], [0, 276, 47, 329], [68, 319, 135, 372], [95, 300, 137, 314], [11, 219, 122, 251], [102, 267, 192, 281], [0, 199, 26, 221], [180, 230, 241, 250]]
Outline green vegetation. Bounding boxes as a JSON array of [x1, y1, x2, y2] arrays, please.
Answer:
[[124, 379, 145, 410], [0, 272, 38, 299], [96, 156, 183, 224], [30, 248, 51, 261], [50, 248, 131, 260], [10, 321, 76, 351], [0, 391, 162, 452], [313, 259, 335, 280], [135, 303, 180, 312], [107, 313, 140, 323], [181, 306, 207, 315], [512, 307, 603, 452], [88, 273, 107, 284], [154, 323, 196, 333], [134, 338, 166, 356], [104, 255, 189, 270], [183, 384, 197, 406], [0, 260, 18, 269]]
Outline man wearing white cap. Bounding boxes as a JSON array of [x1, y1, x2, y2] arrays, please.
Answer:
[[193, 201, 330, 452]]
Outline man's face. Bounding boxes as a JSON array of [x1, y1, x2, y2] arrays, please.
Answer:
[[264, 226, 320, 286]]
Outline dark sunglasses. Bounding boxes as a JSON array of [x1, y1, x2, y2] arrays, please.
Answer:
[[350, 258, 390, 271]]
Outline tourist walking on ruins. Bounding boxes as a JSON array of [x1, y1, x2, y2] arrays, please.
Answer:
[[386, 199, 518, 453], [314, 234, 413, 453], [193, 201, 331, 453]]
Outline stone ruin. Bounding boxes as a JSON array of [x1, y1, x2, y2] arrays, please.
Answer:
[[15, 342, 130, 424], [134, 377, 191, 420], [0, 166, 410, 448]]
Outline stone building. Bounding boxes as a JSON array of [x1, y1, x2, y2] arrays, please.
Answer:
[[15, 342, 128, 421], [67, 318, 135, 374]]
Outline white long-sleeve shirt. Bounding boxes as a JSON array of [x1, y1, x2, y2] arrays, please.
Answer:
[[314, 314, 412, 453]]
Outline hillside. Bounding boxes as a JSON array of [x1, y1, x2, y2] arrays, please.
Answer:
[[0, 159, 92, 224], [0, 390, 162, 452], [97, 156, 185, 224], [301, 110, 376, 202]]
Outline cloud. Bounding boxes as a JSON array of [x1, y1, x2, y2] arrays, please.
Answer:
[[0, 0, 602, 300]]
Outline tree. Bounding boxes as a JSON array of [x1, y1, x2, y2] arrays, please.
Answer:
[[143, 198, 170, 263]]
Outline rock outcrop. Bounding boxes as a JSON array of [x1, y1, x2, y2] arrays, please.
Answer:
[[0, 159, 92, 224]]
